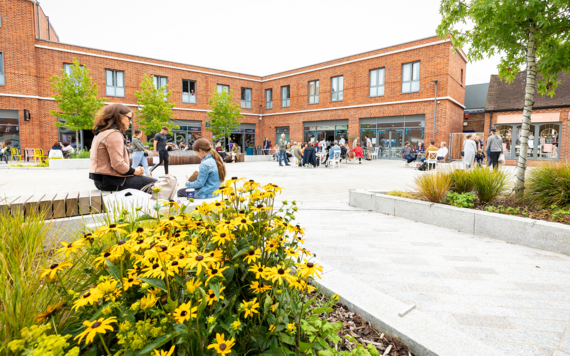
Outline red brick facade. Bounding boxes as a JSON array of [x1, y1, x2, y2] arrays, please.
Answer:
[[0, 0, 466, 153]]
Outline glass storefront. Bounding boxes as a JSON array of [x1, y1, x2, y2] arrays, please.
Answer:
[[57, 118, 95, 150], [224, 124, 256, 153], [303, 119, 348, 144], [275, 126, 290, 144], [494, 122, 560, 160], [170, 119, 202, 148], [0, 110, 20, 149], [360, 115, 425, 159]]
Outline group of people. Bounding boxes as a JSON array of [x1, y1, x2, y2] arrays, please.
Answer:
[[400, 141, 448, 165], [462, 129, 503, 169], [50, 141, 76, 158]]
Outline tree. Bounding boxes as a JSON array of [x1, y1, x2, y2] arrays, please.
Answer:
[[135, 74, 177, 138], [207, 89, 243, 144], [437, 0, 570, 196], [50, 58, 106, 150]]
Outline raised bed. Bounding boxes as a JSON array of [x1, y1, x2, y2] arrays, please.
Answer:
[[349, 189, 570, 256], [49, 158, 90, 169]]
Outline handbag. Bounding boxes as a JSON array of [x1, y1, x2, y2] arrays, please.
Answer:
[[142, 175, 178, 201], [152, 156, 159, 164], [144, 152, 149, 157]]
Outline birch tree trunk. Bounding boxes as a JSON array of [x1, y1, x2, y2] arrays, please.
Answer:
[[514, 23, 537, 197], [76, 130, 80, 152]]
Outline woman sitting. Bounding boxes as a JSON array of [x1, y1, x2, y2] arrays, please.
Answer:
[[215, 141, 227, 161], [52, 141, 63, 151], [177, 138, 226, 199], [231, 144, 240, 163], [349, 143, 364, 164], [89, 104, 157, 192]]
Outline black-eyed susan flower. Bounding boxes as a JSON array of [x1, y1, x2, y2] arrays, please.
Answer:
[[285, 248, 300, 259], [295, 259, 323, 279], [206, 263, 229, 283], [74, 316, 117, 345], [248, 263, 268, 279], [127, 226, 151, 239], [142, 261, 174, 279], [122, 276, 142, 291], [206, 286, 226, 305], [185, 278, 202, 294], [219, 219, 236, 230], [207, 333, 235, 355], [265, 241, 279, 253], [93, 251, 121, 268], [40, 261, 73, 280], [286, 323, 296, 334], [250, 281, 271, 294], [36, 301, 65, 323], [240, 298, 260, 318], [94, 223, 128, 237], [187, 251, 215, 275], [140, 294, 158, 310], [231, 320, 241, 331], [211, 230, 233, 245], [72, 288, 103, 311], [208, 249, 224, 262], [97, 278, 119, 295], [233, 216, 253, 231], [172, 302, 197, 324], [153, 345, 175, 356], [243, 179, 261, 190], [243, 248, 261, 263], [56, 239, 85, 257], [266, 264, 296, 285], [110, 240, 129, 255]]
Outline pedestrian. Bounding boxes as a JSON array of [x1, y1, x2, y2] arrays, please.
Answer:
[[475, 149, 485, 167], [462, 134, 477, 169], [131, 129, 152, 176], [151, 126, 170, 176], [263, 137, 270, 155], [278, 133, 290, 166], [364, 135, 372, 161], [485, 128, 503, 169], [339, 135, 346, 146]]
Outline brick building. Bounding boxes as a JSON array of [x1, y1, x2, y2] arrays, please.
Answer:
[[484, 71, 570, 165], [463, 83, 489, 133], [1, 0, 466, 159]]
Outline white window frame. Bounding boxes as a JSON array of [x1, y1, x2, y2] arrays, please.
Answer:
[[182, 80, 197, 104], [217, 84, 229, 93], [309, 80, 319, 104], [281, 86, 290, 107], [401, 61, 420, 93], [331, 76, 343, 102], [105, 69, 125, 97], [0, 52, 4, 86], [241, 88, 252, 109], [369, 68, 385, 97], [265, 89, 273, 109]]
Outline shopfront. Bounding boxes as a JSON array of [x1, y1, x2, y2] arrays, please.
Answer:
[[494, 113, 561, 160], [303, 120, 348, 144], [360, 115, 425, 159], [0, 110, 20, 149], [275, 126, 290, 144], [228, 124, 256, 153], [170, 119, 202, 146]]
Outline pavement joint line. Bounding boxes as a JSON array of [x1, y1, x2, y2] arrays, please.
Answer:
[[399, 304, 417, 317]]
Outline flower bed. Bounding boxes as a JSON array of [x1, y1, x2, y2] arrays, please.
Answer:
[[3, 179, 414, 356]]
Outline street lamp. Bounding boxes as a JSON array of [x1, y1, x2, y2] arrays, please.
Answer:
[[431, 80, 438, 141]]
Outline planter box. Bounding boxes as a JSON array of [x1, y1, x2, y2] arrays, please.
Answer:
[[246, 147, 254, 155], [49, 158, 90, 170], [350, 189, 570, 256], [244, 155, 272, 162]]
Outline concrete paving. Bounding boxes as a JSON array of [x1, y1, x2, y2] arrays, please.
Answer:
[[3, 159, 567, 355]]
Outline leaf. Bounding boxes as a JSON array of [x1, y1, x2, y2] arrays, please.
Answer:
[[138, 277, 167, 291], [302, 296, 317, 315], [105, 259, 121, 281], [222, 265, 235, 282], [139, 331, 181, 355], [312, 307, 333, 315], [136, 214, 156, 222], [280, 333, 295, 345], [209, 281, 221, 302], [300, 342, 315, 353]]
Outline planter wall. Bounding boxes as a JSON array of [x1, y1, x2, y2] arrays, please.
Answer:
[[49, 158, 90, 170], [350, 189, 570, 256], [244, 155, 272, 162]]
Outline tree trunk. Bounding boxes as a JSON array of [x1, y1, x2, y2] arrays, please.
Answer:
[[76, 129, 80, 152], [514, 23, 537, 198]]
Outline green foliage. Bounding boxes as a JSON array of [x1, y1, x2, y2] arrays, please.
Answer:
[[445, 192, 476, 208], [449, 169, 474, 193], [469, 166, 511, 204], [7, 324, 79, 356], [413, 171, 452, 203], [386, 190, 412, 199], [485, 205, 530, 217], [50, 58, 106, 150], [551, 206, 570, 223], [525, 162, 570, 209], [437, 0, 570, 98], [135, 74, 177, 137], [207, 90, 243, 141], [69, 149, 91, 159]]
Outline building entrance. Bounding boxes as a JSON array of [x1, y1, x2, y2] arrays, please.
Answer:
[[360, 115, 425, 160]]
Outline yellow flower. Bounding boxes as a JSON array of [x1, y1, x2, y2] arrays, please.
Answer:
[[248, 263, 268, 279], [265, 240, 279, 253], [332, 294, 340, 302], [240, 298, 260, 318], [172, 302, 197, 324], [94, 223, 128, 237], [110, 240, 129, 255], [287, 323, 296, 334], [56, 239, 85, 257], [243, 248, 261, 263], [142, 261, 174, 279], [186, 278, 202, 294], [206, 286, 226, 305], [231, 320, 241, 330], [233, 216, 253, 231], [266, 264, 296, 285], [97, 278, 119, 295], [122, 276, 142, 291], [74, 317, 117, 345], [187, 251, 215, 275], [207, 316, 216, 324], [72, 288, 103, 311], [93, 251, 121, 268], [243, 179, 261, 190], [211, 229, 233, 245], [263, 183, 283, 194], [250, 281, 271, 294], [295, 259, 323, 279], [40, 261, 73, 280], [162, 199, 181, 209], [285, 248, 300, 259], [269, 324, 276, 332], [206, 263, 229, 283], [207, 333, 235, 355], [153, 345, 175, 356], [140, 294, 158, 310], [36, 301, 65, 323]]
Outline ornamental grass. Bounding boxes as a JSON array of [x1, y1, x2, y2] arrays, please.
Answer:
[[525, 162, 570, 209], [469, 166, 511, 204], [5, 178, 347, 356], [448, 168, 475, 194], [413, 171, 452, 203]]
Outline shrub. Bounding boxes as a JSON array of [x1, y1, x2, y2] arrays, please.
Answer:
[[526, 162, 570, 209], [413, 171, 452, 203], [469, 166, 511, 204], [449, 169, 474, 193], [386, 190, 412, 199], [69, 149, 90, 159], [444, 192, 476, 208]]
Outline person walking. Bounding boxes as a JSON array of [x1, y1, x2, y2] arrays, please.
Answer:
[[263, 137, 270, 155], [89, 104, 156, 192], [151, 126, 170, 175], [462, 134, 477, 169], [131, 129, 151, 176], [364, 135, 372, 161], [486, 128, 504, 169], [278, 133, 290, 166]]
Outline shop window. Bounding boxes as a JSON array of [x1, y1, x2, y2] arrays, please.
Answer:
[[515, 124, 536, 158], [182, 80, 196, 104], [402, 61, 420, 93], [281, 85, 290, 107], [369, 68, 385, 97], [496, 123, 560, 160], [217, 84, 229, 93], [0, 117, 19, 149], [105, 69, 125, 97], [241, 88, 252, 109], [265, 89, 272, 109], [494, 125, 514, 158], [538, 124, 560, 159], [331, 76, 343, 102], [0, 52, 4, 86], [63, 63, 84, 86], [309, 80, 319, 104]]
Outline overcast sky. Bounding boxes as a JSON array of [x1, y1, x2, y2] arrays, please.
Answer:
[[41, 0, 501, 85]]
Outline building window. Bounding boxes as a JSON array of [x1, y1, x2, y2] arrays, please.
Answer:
[[402, 61, 420, 93], [0, 52, 4, 86], [154, 76, 168, 91], [182, 80, 196, 104], [265, 89, 272, 109], [461, 69, 464, 86], [331, 76, 343, 102], [309, 80, 319, 104], [105, 69, 124, 97], [369, 68, 385, 97], [281, 85, 290, 107], [217, 84, 229, 93], [494, 122, 561, 160], [63, 63, 84, 86], [241, 88, 252, 109]]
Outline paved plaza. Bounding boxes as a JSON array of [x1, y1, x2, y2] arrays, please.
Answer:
[[2, 160, 569, 355]]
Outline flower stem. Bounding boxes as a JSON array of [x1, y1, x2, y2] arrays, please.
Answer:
[[99, 333, 112, 356], [50, 315, 58, 334]]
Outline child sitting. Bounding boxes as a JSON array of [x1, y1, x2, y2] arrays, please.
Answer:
[[475, 149, 486, 167]]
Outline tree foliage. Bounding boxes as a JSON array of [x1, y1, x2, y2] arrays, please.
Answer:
[[207, 89, 243, 141], [135, 74, 177, 137], [50, 58, 106, 149]]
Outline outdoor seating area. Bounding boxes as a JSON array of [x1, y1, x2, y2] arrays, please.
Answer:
[[0, 147, 49, 164]]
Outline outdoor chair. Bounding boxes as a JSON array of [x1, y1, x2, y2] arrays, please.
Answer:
[[24, 148, 36, 163], [327, 151, 341, 169], [426, 151, 438, 170], [10, 148, 23, 162], [370, 147, 379, 160], [34, 148, 47, 163]]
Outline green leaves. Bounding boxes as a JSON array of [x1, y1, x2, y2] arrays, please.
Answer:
[[138, 277, 167, 291], [207, 90, 243, 141], [135, 74, 177, 138]]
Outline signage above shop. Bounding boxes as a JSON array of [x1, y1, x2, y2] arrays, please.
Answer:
[[496, 112, 560, 124]]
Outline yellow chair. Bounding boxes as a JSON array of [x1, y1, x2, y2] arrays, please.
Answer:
[[10, 148, 23, 162], [34, 148, 47, 163]]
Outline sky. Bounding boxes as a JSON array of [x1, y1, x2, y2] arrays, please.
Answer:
[[40, 0, 502, 85]]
